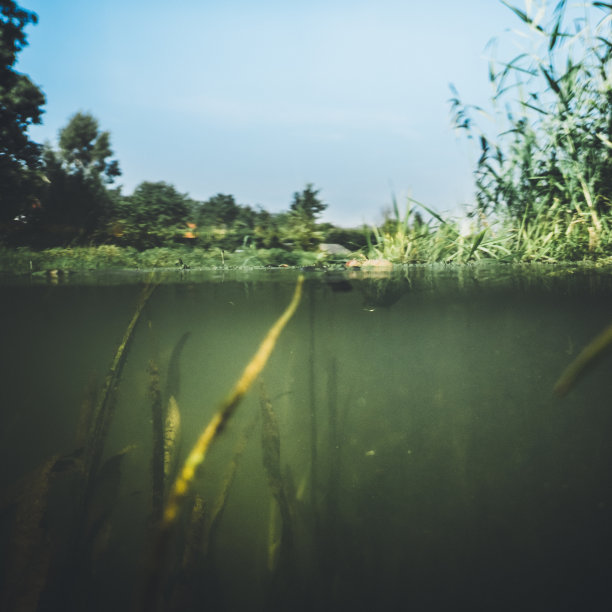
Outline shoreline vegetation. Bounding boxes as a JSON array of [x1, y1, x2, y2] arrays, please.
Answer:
[[2, 199, 612, 275], [1, 1, 611, 274]]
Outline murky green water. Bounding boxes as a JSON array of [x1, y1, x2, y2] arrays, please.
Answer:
[[1, 264, 612, 611]]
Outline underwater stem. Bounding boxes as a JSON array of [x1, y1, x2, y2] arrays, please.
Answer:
[[140, 275, 303, 612], [162, 274, 304, 525], [84, 278, 157, 502], [554, 321, 612, 396]]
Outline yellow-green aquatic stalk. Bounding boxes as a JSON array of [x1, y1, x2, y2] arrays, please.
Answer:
[[141, 275, 304, 611], [162, 274, 304, 525]]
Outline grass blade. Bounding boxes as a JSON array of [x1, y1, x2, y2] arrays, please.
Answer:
[[501, 0, 545, 32], [467, 228, 487, 260], [408, 197, 446, 225]]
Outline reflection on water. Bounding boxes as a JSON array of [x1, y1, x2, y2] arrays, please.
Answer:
[[1, 265, 612, 611]]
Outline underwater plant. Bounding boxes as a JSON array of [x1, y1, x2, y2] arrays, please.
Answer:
[[140, 275, 305, 610], [555, 320, 612, 396]]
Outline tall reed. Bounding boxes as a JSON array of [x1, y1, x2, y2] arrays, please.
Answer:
[[450, 0, 612, 258], [366, 196, 510, 263], [140, 275, 304, 612]]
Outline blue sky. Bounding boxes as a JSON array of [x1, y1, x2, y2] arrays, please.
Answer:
[[17, 0, 518, 226]]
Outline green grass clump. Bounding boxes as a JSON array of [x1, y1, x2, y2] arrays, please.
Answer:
[[502, 199, 612, 262], [365, 197, 511, 264]]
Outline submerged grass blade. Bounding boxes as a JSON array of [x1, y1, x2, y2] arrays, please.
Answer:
[[201, 411, 259, 560], [141, 275, 304, 611], [554, 321, 612, 396], [149, 360, 165, 522], [260, 381, 294, 568], [162, 274, 304, 525], [84, 277, 158, 502]]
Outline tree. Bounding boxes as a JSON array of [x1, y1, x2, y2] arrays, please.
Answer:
[[0, 0, 46, 224], [285, 184, 327, 250], [289, 183, 327, 221], [252, 207, 283, 249], [196, 193, 240, 227], [195, 194, 263, 250], [57, 112, 120, 182], [109, 181, 194, 249], [35, 113, 121, 242]]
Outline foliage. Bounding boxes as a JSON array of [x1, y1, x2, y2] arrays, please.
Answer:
[[196, 193, 240, 226], [450, 0, 612, 243], [290, 183, 327, 220], [0, 244, 325, 272], [365, 194, 612, 264], [366, 197, 514, 264], [0, 244, 135, 272], [108, 181, 194, 249], [501, 197, 612, 261], [190, 186, 330, 253], [322, 225, 370, 251], [27, 113, 122, 244], [133, 246, 213, 268], [284, 184, 327, 250], [251, 209, 284, 249], [31, 149, 115, 244], [0, 0, 45, 224], [57, 112, 120, 183], [194, 194, 263, 251]]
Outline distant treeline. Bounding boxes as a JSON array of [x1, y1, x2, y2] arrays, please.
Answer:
[[0, 3, 366, 253], [1, 105, 367, 252], [6, 130, 368, 252]]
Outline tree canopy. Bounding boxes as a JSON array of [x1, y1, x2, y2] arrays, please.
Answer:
[[285, 183, 328, 250], [57, 112, 120, 182], [0, 0, 45, 223], [30, 113, 121, 243], [197, 193, 241, 227], [289, 183, 327, 221], [109, 181, 194, 249]]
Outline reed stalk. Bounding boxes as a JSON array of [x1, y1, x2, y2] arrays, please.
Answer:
[[260, 381, 294, 562], [308, 283, 319, 510], [149, 360, 165, 522], [554, 321, 612, 396], [450, 0, 612, 258], [162, 275, 304, 525], [140, 275, 304, 611], [83, 277, 157, 505]]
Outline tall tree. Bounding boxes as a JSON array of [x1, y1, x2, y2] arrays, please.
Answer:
[[0, 0, 45, 224], [57, 111, 120, 182], [36, 113, 121, 242], [286, 184, 327, 250], [289, 183, 327, 221]]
